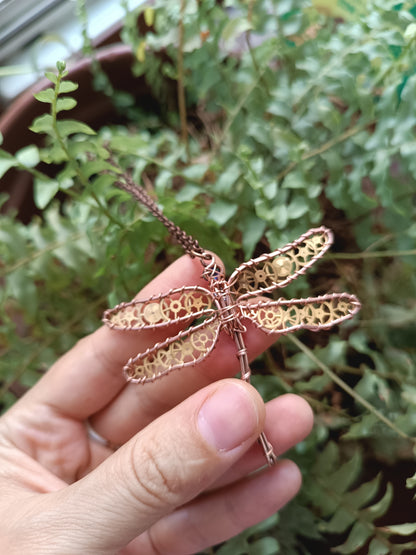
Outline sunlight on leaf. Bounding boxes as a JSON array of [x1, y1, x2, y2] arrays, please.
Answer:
[[56, 120, 96, 137], [16, 146, 40, 168], [33, 178, 60, 209]]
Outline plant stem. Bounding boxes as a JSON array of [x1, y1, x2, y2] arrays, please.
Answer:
[[289, 335, 415, 444], [177, 0, 189, 155], [329, 249, 416, 260], [51, 67, 122, 227], [277, 120, 374, 182], [212, 65, 267, 158]]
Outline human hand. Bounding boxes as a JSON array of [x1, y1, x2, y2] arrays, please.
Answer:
[[0, 255, 313, 554]]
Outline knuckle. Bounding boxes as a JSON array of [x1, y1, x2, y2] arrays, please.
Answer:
[[127, 436, 187, 511]]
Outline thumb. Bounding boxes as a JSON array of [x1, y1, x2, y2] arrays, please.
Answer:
[[48, 379, 265, 553]]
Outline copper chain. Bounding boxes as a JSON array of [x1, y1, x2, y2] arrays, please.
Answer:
[[114, 175, 206, 259]]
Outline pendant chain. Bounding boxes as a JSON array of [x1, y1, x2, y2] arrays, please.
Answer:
[[114, 175, 206, 259]]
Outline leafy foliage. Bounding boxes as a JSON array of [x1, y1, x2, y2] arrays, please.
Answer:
[[1, 0, 416, 552], [302, 442, 414, 555]]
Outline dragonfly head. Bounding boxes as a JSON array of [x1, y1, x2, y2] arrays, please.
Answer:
[[192, 250, 224, 283]]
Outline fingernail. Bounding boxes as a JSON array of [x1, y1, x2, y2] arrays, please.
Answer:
[[198, 382, 260, 452]]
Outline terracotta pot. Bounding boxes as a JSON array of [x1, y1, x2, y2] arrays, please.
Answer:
[[0, 43, 167, 222]]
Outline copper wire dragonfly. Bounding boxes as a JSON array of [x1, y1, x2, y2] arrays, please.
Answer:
[[103, 226, 360, 464]]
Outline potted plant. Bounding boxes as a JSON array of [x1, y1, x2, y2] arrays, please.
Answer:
[[1, 1, 415, 552]]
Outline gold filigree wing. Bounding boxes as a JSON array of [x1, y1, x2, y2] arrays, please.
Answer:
[[241, 293, 360, 335], [123, 317, 221, 383], [228, 226, 334, 299], [102, 286, 214, 330]]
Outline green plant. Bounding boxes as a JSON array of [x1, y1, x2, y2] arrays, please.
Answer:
[[1, 0, 416, 552]]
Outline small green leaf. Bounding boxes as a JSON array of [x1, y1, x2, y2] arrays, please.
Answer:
[[323, 506, 356, 534], [287, 197, 309, 219], [81, 160, 119, 178], [56, 120, 95, 137], [295, 373, 332, 392], [406, 472, 416, 490], [273, 204, 288, 229], [39, 142, 67, 164], [208, 200, 238, 226], [109, 134, 148, 153], [182, 163, 208, 181], [250, 536, 280, 554], [176, 185, 201, 201], [326, 450, 362, 495], [92, 173, 117, 196], [282, 173, 305, 189], [29, 114, 54, 135], [343, 474, 381, 511], [384, 523, 416, 536], [363, 482, 393, 521], [67, 140, 105, 159], [213, 161, 241, 194], [56, 97, 77, 112], [332, 521, 372, 554], [44, 71, 57, 84], [248, 514, 279, 535], [33, 178, 60, 209], [57, 174, 74, 190], [404, 23, 416, 42], [15, 145, 40, 168], [221, 16, 253, 49], [58, 80, 79, 93], [307, 184, 322, 198], [263, 181, 277, 200], [0, 153, 17, 177], [34, 88, 55, 103], [368, 537, 391, 555], [342, 413, 379, 439], [241, 215, 266, 258]]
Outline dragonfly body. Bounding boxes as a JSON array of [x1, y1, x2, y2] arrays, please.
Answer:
[[210, 276, 246, 335]]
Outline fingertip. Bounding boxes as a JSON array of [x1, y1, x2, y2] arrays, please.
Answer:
[[265, 393, 314, 448], [277, 393, 314, 434], [274, 458, 303, 498], [197, 379, 265, 455]]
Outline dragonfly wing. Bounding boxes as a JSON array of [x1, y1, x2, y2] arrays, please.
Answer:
[[229, 227, 333, 298], [241, 293, 360, 334], [124, 317, 221, 383], [103, 286, 214, 330]]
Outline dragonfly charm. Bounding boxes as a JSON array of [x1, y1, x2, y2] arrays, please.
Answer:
[[103, 172, 361, 466], [103, 226, 360, 388]]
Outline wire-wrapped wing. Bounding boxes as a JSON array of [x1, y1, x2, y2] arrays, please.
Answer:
[[102, 286, 214, 330], [124, 317, 221, 383], [241, 293, 360, 334], [229, 227, 333, 299]]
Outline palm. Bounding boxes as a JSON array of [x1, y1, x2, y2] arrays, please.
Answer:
[[2, 405, 94, 487]]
